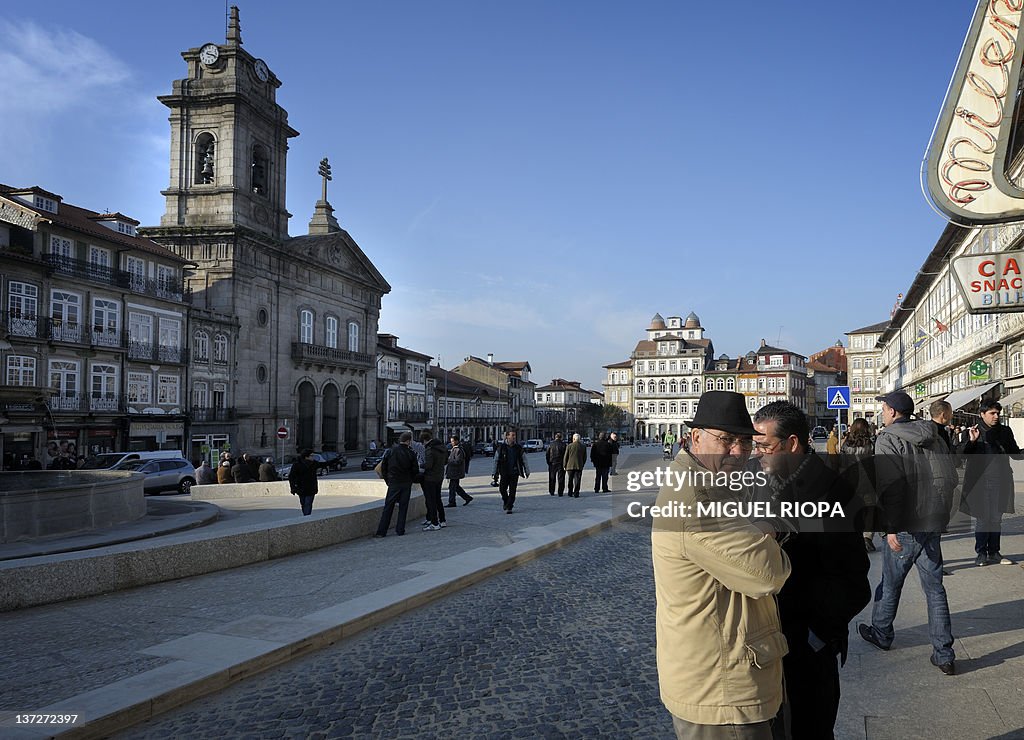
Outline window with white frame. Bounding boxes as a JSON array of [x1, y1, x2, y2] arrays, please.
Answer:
[[159, 318, 181, 348], [669, 379, 678, 393], [212, 382, 226, 408], [128, 372, 152, 404], [124, 255, 146, 289], [156, 264, 176, 292], [770, 356, 783, 366], [300, 310, 314, 344], [88, 245, 111, 270], [658, 380, 667, 393], [49, 360, 79, 398], [778, 378, 786, 391], [92, 298, 119, 338], [669, 402, 677, 414], [8, 281, 38, 319], [194, 331, 210, 361], [852, 358, 862, 370], [7, 355, 36, 386], [636, 381, 644, 393], [768, 378, 776, 391], [659, 402, 667, 414], [680, 401, 688, 415], [192, 381, 209, 408], [326, 316, 338, 348], [716, 378, 725, 391], [129, 312, 153, 345], [1014, 353, 1022, 376], [158, 375, 180, 405], [348, 321, 359, 352], [706, 379, 714, 391], [49, 235, 73, 261], [90, 363, 117, 398], [690, 379, 699, 393], [727, 378, 735, 391], [213, 334, 228, 363], [50, 291, 81, 338]]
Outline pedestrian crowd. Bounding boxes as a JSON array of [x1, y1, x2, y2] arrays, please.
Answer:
[[652, 389, 1020, 740]]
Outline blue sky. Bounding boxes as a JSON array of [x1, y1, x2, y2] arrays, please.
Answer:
[[0, 1, 974, 389]]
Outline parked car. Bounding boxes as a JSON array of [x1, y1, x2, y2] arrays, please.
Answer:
[[472, 442, 487, 456], [361, 450, 386, 470], [319, 450, 347, 472], [482, 443, 495, 456], [521, 439, 544, 453], [114, 458, 196, 495], [810, 426, 827, 440], [82, 450, 187, 470]]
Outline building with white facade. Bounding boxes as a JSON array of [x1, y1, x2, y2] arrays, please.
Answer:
[[375, 334, 431, 445], [845, 321, 888, 426]]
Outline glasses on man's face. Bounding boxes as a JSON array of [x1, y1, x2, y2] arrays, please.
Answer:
[[701, 429, 753, 452], [752, 437, 785, 454]]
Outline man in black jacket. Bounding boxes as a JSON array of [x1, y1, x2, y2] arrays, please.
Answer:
[[491, 430, 529, 513], [545, 433, 567, 496], [375, 432, 419, 537], [590, 433, 613, 492], [959, 399, 1022, 566], [288, 449, 319, 516], [752, 401, 870, 740]]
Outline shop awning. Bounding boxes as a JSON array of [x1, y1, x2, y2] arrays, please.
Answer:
[[409, 423, 432, 431], [943, 381, 1000, 412], [0, 425, 44, 434], [999, 385, 1024, 411], [385, 422, 409, 431]]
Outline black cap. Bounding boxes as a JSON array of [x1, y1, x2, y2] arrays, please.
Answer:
[[876, 391, 913, 415]]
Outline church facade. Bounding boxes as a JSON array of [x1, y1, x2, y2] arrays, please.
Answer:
[[140, 8, 390, 462]]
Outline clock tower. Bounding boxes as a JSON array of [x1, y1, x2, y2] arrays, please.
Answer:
[[156, 5, 297, 240]]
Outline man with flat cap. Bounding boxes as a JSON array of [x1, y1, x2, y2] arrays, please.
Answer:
[[652, 391, 791, 739]]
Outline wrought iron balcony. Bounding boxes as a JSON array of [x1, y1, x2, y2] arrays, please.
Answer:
[[191, 407, 237, 422], [127, 340, 188, 364], [43, 254, 192, 304], [1, 311, 46, 339], [89, 394, 123, 413], [291, 342, 374, 369], [49, 394, 85, 412]]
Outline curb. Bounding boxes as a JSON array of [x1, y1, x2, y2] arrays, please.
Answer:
[[2, 504, 639, 739]]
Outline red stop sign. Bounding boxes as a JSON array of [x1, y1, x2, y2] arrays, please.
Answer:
[[277, 426, 289, 440]]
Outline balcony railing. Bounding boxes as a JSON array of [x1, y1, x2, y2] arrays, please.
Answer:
[[191, 407, 237, 422], [49, 394, 84, 412], [89, 394, 123, 413], [1, 311, 46, 340], [291, 342, 374, 369], [43, 254, 192, 304], [127, 341, 188, 364]]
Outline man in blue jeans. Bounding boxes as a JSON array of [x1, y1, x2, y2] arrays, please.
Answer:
[[858, 391, 957, 675]]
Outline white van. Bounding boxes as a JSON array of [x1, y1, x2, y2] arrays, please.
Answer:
[[81, 450, 187, 470]]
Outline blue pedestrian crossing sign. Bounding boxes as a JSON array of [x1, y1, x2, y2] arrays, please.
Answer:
[[826, 386, 851, 409]]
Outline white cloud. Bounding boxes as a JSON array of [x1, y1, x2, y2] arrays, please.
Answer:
[[0, 20, 130, 117]]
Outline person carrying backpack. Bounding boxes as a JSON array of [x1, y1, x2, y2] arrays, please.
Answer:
[[858, 392, 957, 676]]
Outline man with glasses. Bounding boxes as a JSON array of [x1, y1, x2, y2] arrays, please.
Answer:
[[751, 401, 869, 740], [652, 391, 791, 739]]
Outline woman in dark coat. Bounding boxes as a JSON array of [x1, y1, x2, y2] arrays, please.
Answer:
[[288, 449, 319, 516]]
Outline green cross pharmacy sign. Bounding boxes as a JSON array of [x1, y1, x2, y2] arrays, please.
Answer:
[[969, 360, 990, 381]]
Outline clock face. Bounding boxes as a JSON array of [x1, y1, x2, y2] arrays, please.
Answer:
[[253, 59, 269, 82], [199, 44, 219, 66]]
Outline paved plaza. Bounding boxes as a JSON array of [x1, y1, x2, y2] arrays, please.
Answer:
[[0, 446, 1022, 738]]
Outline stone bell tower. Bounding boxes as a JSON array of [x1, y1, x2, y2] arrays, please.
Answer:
[[157, 6, 297, 240]]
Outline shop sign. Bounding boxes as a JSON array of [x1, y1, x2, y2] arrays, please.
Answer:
[[951, 250, 1024, 312]]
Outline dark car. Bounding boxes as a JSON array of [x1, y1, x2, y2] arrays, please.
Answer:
[[114, 458, 197, 495], [361, 450, 386, 471], [319, 450, 347, 472]]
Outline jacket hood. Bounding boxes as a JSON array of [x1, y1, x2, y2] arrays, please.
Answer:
[[880, 419, 939, 448]]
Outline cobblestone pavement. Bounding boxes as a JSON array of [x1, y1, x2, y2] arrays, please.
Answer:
[[120, 517, 673, 739]]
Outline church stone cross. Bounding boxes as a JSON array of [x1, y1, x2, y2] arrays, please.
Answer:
[[319, 157, 332, 202]]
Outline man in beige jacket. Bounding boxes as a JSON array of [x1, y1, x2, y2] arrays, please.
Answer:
[[652, 391, 791, 739]]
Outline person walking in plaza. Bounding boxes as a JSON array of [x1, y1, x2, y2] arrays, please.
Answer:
[[375, 432, 419, 537], [563, 433, 587, 497], [609, 432, 621, 475], [420, 431, 448, 531], [752, 401, 870, 740], [288, 449, 319, 516], [546, 432, 567, 496], [841, 417, 878, 552], [445, 435, 473, 507], [196, 459, 217, 486], [491, 429, 529, 513], [653, 391, 790, 738], [958, 399, 1022, 566], [858, 391, 957, 675], [663, 429, 677, 456], [590, 432, 613, 493]]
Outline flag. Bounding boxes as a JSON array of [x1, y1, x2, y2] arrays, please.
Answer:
[[932, 316, 948, 333], [913, 326, 932, 349]]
